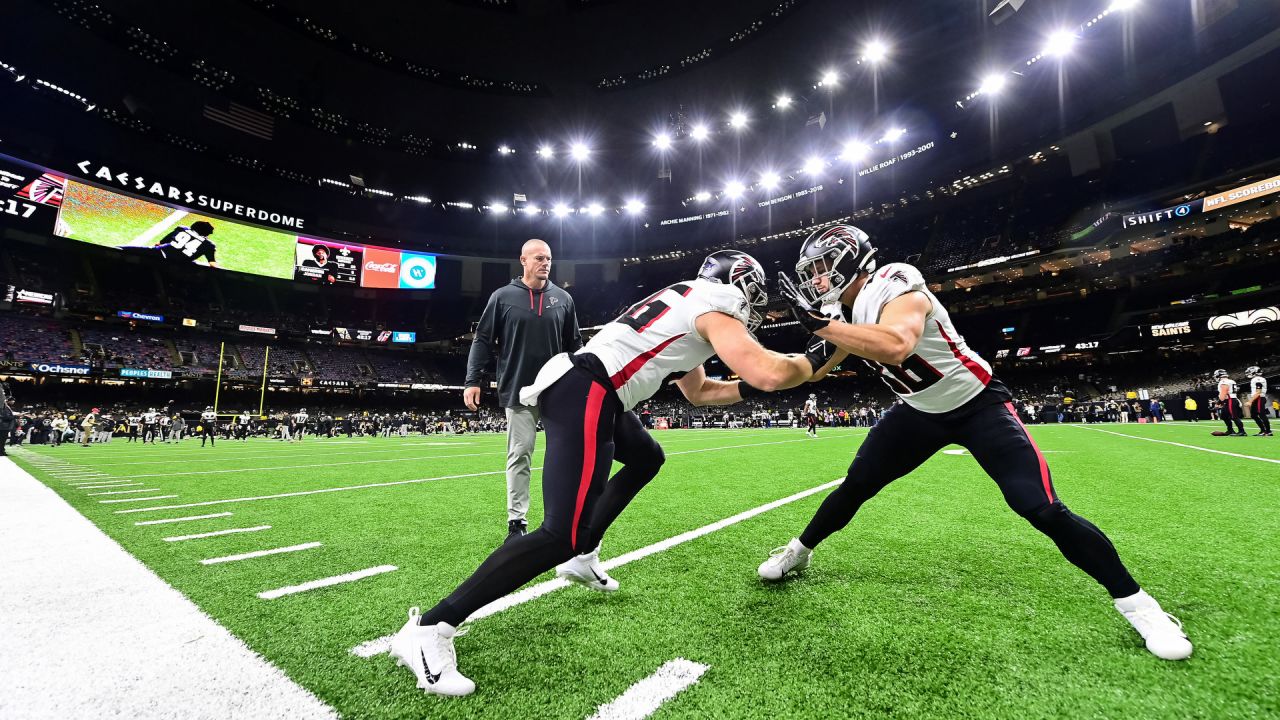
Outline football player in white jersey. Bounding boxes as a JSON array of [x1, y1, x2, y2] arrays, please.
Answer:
[[199, 406, 219, 447], [803, 393, 819, 437], [1215, 369, 1246, 436], [390, 250, 831, 696], [1244, 366, 1271, 436], [292, 408, 309, 441], [141, 407, 159, 444], [757, 224, 1191, 662]]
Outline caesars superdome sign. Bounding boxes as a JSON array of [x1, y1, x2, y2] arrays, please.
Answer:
[[74, 160, 306, 231]]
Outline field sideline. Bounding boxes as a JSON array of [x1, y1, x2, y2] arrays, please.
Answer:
[[3, 423, 1278, 719]]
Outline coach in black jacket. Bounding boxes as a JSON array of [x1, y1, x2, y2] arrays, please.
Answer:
[[464, 239, 582, 542]]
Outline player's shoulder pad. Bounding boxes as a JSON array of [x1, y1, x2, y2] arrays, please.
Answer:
[[689, 278, 751, 326]]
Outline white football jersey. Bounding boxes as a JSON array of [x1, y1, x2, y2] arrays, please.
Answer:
[[521, 278, 750, 412], [1219, 378, 1238, 398], [239, 413, 251, 425], [849, 263, 992, 414], [1250, 376, 1266, 396], [803, 399, 817, 414], [142, 411, 157, 424], [293, 412, 309, 424], [201, 410, 217, 423]]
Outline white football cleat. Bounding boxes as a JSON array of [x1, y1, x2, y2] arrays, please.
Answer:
[[1114, 590, 1193, 661], [389, 607, 476, 696], [758, 538, 812, 581], [556, 545, 619, 592]]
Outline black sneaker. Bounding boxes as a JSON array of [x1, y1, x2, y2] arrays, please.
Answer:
[[505, 519, 527, 544]]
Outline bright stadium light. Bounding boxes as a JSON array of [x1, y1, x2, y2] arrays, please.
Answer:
[[552, 202, 571, 217], [1108, 0, 1139, 11], [690, 123, 710, 141], [1042, 29, 1077, 57], [724, 180, 746, 199], [819, 69, 839, 87], [569, 142, 590, 162], [729, 111, 748, 130], [978, 73, 1008, 96], [862, 38, 889, 63], [759, 170, 780, 190], [585, 202, 604, 217], [803, 156, 825, 176], [841, 140, 871, 163], [537, 145, 554, 159], [693, 190, 712, 202], [774, 94, 792, 109], [523, 203, 540, 215], [489, 202, 509, 213], [497, 145, 515, 155], [881, 127, 906, 143], [652, 132, 672, 150], [624, 198, 645, 215]]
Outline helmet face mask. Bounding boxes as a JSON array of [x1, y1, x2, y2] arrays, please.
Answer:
[[697, 250, 768, 331], [796, 225, 877, 307], [1213, 369, 1228, 380], [1245, 366, 1261, 376]]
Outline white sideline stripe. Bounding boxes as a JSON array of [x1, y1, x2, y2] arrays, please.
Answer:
[[201, 542, 321, 565], [128, 206, 187, 245], [350, 475, 845, 658], [258, 564, 398, 600], [1071, 425, 1280, 464], [0, 453, 337, 719], [123, 451, 504, 478], [71, 482, 137, 489], [114, 437, 835, 515], [587, 658, 709, 720], [88, 488, 162, 496], [165, 525, 271, 542], [100, 495, 178, 504], [135, 512, 232, 525]]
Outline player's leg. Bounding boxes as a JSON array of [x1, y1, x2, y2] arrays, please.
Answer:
[[960, 401, 1190, 660], [1231, 399, 1246, 435], [503, 405, 537, 541], [759, 403, 949, 580], [398, 370, 618, 696], [1251, 398, 1268, 435], [561, 410, 666, 592]]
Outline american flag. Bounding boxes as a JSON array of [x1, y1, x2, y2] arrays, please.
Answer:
[[203, 102, 274, 140]]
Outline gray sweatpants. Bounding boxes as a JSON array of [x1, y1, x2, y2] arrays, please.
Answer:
[[504, 405, 541, 523]]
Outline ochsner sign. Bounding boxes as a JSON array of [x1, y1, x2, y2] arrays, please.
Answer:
[[28, 362, 91, 375]]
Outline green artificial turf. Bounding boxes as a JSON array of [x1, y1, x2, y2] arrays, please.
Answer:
[[10, 423, 1279, 719]]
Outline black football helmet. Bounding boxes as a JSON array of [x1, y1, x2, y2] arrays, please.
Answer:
[[795, 224, 877, 306], [697, 250, 768, 331]]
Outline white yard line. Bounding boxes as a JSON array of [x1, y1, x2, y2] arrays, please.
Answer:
[[122, 451, 505, 478], [588, 658, 709, 720], [88, 488, 162, 496], [100, 495, 178, 504], [127, 207, 187, 246], [165, 526, 271, 542], [71, 482, 138, 489], [135, 512, 232, 526], [258, 564, 398, 600], [350, 475, 845, 658], [115, 437, 838, 516], [200, 542, 321, 565], [1070, 425, 1280, 464], [0, 458, 337, 720]]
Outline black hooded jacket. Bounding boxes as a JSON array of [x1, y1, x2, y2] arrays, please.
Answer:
[[465, 278, 582, 408]]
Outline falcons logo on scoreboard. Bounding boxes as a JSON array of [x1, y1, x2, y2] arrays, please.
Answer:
[[16, 173, 68, 208]]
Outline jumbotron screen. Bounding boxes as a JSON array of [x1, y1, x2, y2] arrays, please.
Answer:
[[0, 154, 436, 289]]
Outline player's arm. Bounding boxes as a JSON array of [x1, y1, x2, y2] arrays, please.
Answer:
[[695, 311, 813, 394], [813, 292, 931, 366], [674, 365, 749, 406], [1219, 383, 1229, 402]]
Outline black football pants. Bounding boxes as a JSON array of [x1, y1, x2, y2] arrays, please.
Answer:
[[201, 425, 216, 447], [799, 394, 1140, 598], [1250, 398, 1271, 434], [1223, 399, 1245, 434], [421, 364, 665, 627]]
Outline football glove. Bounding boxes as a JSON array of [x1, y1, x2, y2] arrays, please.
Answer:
[[777, 272, 832, 333], [803, 334, 840, 375]]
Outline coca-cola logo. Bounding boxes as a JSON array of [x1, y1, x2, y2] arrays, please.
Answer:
[[365, 261, 398, 273]]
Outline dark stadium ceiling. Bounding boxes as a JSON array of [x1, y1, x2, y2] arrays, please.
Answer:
[[3, 0, 1270, 220]]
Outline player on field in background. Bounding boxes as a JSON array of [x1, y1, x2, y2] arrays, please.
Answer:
[[1216, 369, 1245, 436], [292, 408, 309, 442], [236, 410, 252, 440], [464, 238, 583, 543], [141, 407, 159, 444], [803, 392, 819, 437], [172, 413, 186, 442], [79, 408, 99, 447], [1246, 366, 1271, 436], [390, 250, 833, 697], [756, 224, 1192, 662], [158, 412, 172, 443], [199, 406, 218, 447]]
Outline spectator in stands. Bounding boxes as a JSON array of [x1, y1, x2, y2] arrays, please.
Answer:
[[464, 239, 582, 543]]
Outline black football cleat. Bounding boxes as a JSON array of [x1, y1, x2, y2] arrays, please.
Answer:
[[505, 519, 527, 544]]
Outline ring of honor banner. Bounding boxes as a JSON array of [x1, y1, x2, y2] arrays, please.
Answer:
[[0, 153, 438, 291]]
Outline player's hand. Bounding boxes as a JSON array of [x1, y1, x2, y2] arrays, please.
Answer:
[[777, 272, 831, 333], [803, 334, 839, 375], [463, 386, 481, 411]]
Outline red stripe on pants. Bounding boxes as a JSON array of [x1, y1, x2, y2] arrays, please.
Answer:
[[1004, 401, 1055, 503], [571, 383, 608, 550]]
